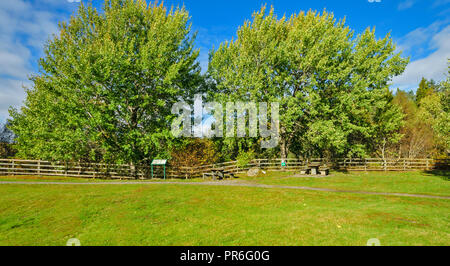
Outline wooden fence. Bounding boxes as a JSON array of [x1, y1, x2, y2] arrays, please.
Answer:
[[0, 158, 448, 180]]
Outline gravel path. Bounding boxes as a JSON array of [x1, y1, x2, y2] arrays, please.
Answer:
[[1, 180, 449, 200]]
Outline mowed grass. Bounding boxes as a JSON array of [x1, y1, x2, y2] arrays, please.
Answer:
[[0, 176, 449, 246], [0, 175, 204, 183], [238, 171, 450, 196], [2, 170, 449, 197]]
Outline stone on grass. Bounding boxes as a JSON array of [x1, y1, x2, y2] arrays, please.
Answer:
[[247, 167, 262, 177]]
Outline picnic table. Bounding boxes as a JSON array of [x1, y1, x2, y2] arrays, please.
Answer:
[[300, 163, 329, 176], [308, 163, 321, 175], [202, 167, 235, 180]]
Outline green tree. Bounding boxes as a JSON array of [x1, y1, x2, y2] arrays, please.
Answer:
[[417, 61, 450, 156], [9, 0, 201, 166], [392, 89, 434, 158], [417, 92, 449, 156], [371, 91, 404, 162], [208, 6, 408, 160], [416, 77, 436, 104], [170, 139, 219, 168]]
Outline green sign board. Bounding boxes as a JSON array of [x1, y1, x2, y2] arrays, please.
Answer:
[[281, 161, 286, 167], [151, 159, 168, 179]]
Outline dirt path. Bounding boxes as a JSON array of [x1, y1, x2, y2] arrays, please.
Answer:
[[1, 180, 449, 200]]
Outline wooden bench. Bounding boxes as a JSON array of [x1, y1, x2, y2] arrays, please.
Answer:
[[300, 164, 329, 176]]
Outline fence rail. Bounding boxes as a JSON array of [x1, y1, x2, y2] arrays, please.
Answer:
[[0, 158, 448, 180]]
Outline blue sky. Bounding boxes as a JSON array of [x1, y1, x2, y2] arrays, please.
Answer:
[[0, 0, 449, 123]]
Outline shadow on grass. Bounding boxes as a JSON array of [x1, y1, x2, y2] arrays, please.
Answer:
[[332, 169, 350, 174], [424, 170, 450, 181]]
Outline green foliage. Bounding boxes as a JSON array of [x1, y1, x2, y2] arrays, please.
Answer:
[[392, 70, 449, 158], [9, 0, 201, 164], [0, 143, 16, 158], [416, 77, 437, 105], [208, 6, 408, 159], [236, 149, 256, 168], [417, 83, 450, 156], [0, 172, 449, 245], [392, 90, 431, 158], [170, 139, 219, 167], [370, 91, 404, 159], [8, 2, 443, 163]]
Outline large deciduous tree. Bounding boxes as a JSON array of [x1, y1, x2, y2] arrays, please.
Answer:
[[9, 0, 201, 165], [416, 63, 450, 156], [208, 6, 408, 160]]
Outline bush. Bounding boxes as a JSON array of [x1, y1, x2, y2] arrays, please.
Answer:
[[170, 139, 218, 167], [236, 149, 255, 168], [0, 143, 16, 158]]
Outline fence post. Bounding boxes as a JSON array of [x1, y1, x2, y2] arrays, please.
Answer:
[[426, 159, 429, 171], [129, 163, 136, 179], [11, 159, 15, 176], [38, 160, 41, 177]]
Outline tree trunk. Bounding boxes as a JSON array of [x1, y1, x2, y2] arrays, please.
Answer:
[[280, 125, 289, 161], [280, 137, 288, 161], [381, 138, 387, 171]]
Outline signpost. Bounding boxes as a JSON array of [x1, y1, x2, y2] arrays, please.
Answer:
[[151, 159, 167, 180]]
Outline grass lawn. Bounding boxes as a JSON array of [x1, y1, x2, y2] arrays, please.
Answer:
[[238, 170, 450, 196], [2, 170, 447, 196], [0, 175, 205, 183], [0, 171, 449, 246]]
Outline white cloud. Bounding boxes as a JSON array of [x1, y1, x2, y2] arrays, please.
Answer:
[[0, 48, 31, 80], [0, 79, 30, 123], [395, 21, 446, 58], [392, 22, 450, 90], [0, 0, 70, 123], [398, 0, 415, 10]]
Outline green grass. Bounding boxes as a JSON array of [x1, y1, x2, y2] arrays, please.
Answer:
[[0, 171, 449, 246], [0, 175, 204, 183], [237, 170, 450, 196]]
